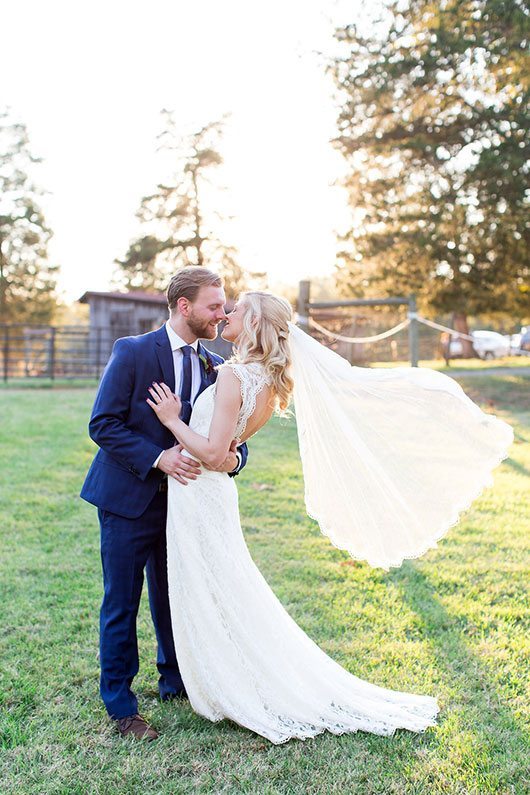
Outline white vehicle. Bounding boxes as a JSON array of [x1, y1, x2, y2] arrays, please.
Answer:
[[509, 333, 522, 355], [449, 330, 511, 360]]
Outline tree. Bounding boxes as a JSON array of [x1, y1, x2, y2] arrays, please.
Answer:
[[115, 113, 249, 298], [332, 0, 530, 347], [0, 110, 59, 324]]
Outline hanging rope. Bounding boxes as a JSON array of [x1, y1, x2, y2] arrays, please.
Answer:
[[306, 314, 476, 344], [308, 316, 410, 343], [412, 316, 476, 342]]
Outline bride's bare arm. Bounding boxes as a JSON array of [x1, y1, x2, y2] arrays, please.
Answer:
[[147, 368, 242, 468]]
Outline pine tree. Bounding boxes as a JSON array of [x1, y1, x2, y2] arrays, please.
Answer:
[[0, 111, 59, 324], [115, 114, 248, 298], [332, 0, 530, 343]]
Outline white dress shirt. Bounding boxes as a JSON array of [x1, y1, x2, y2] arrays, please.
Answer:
[[165, 320, 202, 402], [152, 321, 242, 472], [151, 321, 200, 469]]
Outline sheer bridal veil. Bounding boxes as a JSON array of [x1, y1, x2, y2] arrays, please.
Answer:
[[287, 322, 514, 570]]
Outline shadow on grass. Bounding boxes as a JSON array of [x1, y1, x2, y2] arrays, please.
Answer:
[[390, 563, 529, 791], [504, 456, 530, 479]]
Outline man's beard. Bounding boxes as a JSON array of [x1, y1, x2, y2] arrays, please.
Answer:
[[187, 313, 218, 340]]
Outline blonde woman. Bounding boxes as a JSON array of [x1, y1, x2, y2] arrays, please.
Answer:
[[147, 290, 512, 744]]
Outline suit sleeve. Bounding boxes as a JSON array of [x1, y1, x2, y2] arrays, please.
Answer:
[[88, 338, 164, 480], [228, 441, 248, 478]]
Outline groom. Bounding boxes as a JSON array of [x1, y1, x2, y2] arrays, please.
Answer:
[[81, 267, 248, 740]]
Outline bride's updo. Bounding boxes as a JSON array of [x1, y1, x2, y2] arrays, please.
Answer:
[[233, 291, 294, 413]]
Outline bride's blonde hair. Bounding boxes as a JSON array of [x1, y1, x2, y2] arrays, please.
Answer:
[[232, 291, 294, 413]]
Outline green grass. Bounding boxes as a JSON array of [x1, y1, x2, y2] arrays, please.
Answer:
[[0, 355, 529, 390], [0, 376, 528, 794], [0, 377, 100, 389], [371, 355, 530, 371]]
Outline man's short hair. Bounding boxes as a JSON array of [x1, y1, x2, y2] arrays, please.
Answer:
[[167, 267, 223, 310]]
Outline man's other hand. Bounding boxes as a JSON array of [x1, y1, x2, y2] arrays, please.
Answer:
[[157, 445, 202, 485]]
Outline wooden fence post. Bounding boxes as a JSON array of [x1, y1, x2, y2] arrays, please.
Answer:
[[96, 327, 102, 377], [408, 294, 419, 367], [3, 325, 8, 382], [297, 281, 311, 332], [49, 326, 56, 380]]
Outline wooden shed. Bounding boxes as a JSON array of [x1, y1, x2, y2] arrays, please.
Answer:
[[78, 290, 233, 368]]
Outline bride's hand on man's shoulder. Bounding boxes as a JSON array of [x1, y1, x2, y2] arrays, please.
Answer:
[[146, 382, 181, 426]]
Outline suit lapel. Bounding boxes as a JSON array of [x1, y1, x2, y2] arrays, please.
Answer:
[[196, 341, 215, 399], [154, 330, 215, 400], [154, 325, 176, 393]]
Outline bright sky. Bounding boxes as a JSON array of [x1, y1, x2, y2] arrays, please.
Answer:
[[2, 0, 357, 302]]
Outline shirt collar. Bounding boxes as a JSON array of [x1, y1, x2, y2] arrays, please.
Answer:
[[165, 320, 199, 353]]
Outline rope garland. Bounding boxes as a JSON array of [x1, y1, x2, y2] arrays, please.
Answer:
[[308, 316, 411, 343], [305, 314, 476, 344], [413, 316, 475, 342]]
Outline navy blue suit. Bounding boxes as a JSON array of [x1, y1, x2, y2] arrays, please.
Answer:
[[81, 325, 248, 719]]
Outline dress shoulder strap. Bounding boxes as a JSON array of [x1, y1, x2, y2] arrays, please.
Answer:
[[218, 361, 272, 438]]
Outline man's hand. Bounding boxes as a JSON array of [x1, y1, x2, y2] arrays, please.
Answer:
[[157, 444, 201, 485], [203, 439, 240, 474]]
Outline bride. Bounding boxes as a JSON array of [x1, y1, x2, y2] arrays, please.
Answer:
[[147, 291, 513, 744]]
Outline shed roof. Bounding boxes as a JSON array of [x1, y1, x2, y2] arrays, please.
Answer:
[[79, 291, 167, 305]]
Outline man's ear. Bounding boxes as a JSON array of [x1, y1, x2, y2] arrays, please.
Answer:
[[177, 297, 190, 317]]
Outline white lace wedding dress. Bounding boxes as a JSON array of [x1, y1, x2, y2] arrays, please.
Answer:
[[166, 362, 439, 744]]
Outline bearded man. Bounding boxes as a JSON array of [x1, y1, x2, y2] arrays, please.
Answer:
[[81, 267, 248, 740]]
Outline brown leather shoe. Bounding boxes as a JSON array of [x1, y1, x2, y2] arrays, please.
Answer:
[[117, 714, 159, 741]]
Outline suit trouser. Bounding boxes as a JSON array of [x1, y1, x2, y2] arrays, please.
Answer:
[[98, 488, 185, 719]]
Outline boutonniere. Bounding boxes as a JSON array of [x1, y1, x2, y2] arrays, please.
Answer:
[[198, 352, 214, 375]]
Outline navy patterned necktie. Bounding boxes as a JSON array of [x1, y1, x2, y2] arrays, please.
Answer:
[[180, 345, 194, 425]]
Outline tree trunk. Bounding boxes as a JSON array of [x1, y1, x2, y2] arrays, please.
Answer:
[[0, 232, 6, 321], [452, 312, 475, 358], [190, 166, 204, 267]]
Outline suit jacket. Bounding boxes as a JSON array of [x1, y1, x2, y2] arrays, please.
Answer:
[[80, 325, 248, 519]]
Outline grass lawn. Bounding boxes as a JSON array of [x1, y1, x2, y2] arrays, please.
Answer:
[[0, 375, 528, 794], [1, 354, 529, 390], [371, 356, 530, 372]]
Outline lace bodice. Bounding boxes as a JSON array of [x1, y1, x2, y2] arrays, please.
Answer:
[[189, 361, 272, 440]]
